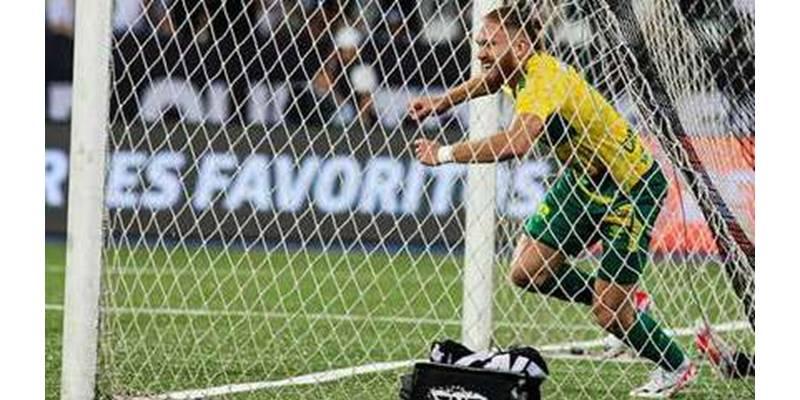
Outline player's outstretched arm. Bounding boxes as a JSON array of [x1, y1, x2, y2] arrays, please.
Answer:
[[415, 113, 543, 165], [407, 69, 503, 122]]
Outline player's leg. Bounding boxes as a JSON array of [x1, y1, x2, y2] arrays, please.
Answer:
[[593, 280, 687, 370], [511, 169, 597, 305], [600, 288, 651, 359], [593, 279, 696, 397], [594, 224, 688, 373], [592, 166, 687, 370], [508, 235, 594, 306], [595, 167, 695, 396]]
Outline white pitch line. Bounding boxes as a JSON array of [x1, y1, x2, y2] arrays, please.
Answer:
[[121, 353, 658, 400], [44, 303, 538, 329], [44, 303, 750, 341], [538, 320, 750, 353], [119, 360, 423, 400], [45, 304, 477, 328], [46, 264, 251, 277]]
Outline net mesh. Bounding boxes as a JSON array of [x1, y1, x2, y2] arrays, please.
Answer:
[[97, 0, 755, 398]]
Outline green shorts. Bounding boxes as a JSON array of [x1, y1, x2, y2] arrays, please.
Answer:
[[524, 165, 667, 285]]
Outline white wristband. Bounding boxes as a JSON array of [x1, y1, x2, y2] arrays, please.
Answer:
[[437, 145, 455, 164]]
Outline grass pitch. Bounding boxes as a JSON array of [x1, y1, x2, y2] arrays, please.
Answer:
[[45, 241, 753, 399]]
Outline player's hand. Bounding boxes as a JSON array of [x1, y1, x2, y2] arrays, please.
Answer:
[[414, 138, 441, 166], [407, 96, 444, 122]]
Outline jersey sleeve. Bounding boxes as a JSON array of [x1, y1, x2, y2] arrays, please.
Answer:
[[514, 55, 569, 120]]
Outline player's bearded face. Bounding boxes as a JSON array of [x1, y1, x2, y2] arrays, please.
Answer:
[[477, 21, 523, 81]]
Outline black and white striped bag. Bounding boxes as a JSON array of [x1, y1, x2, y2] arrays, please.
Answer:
[[399, 340, 548, 400], [429, 339, 549, 380]]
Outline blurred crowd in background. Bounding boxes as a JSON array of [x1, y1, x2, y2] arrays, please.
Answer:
[[46, 0, 754, 133], [46, 0, 470, 43], [47, 0, 480, 129]]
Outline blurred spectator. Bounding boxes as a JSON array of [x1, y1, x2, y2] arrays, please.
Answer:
[[144, 0, 176, 38], [418, 0, 467, 44], [678, 0, 754, 133], [46, 0, 75, 123], [138, 1, 218, 44], [254, 0, 285, 39], [367, 4, 419, 88], [296, 0, 344, 39], [374, 5, 413, 47], [187, 2, 213, 45], [364, 0, 421, 38], [290, 24, 378, 128], [46, 0, 74, 37], [335, 25, 379, 126], [113, 0, 146, 33]]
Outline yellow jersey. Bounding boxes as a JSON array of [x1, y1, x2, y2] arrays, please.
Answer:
[[507, 53, 654, 193]]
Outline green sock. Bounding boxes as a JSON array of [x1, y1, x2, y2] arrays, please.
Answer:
[[534, 267, 594, 306], [623, 312, 686, 371]]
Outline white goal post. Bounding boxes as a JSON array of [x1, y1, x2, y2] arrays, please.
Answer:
[[60, 0, 113, 399], [59, 0, 754, 399], [462, 0, 502, 353]]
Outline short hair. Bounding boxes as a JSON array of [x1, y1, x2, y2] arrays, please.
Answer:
[[483, 2, 544, 48]]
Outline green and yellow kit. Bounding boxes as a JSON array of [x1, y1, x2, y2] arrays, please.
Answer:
[[507, 53, 668, 284]]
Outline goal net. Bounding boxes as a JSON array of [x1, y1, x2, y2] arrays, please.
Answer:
[[79, 0, 754, 398]]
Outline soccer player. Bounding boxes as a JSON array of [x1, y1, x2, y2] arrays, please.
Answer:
[[407, 4, 696, 397]]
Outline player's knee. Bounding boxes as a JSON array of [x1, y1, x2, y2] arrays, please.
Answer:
[[592, 301, 628, 337], [592, 303, 615, 330], [592, 297, 634, 336], [508, 266, 533, 289], [509, 237, 559, 291], [508, 259, 550, 290]]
